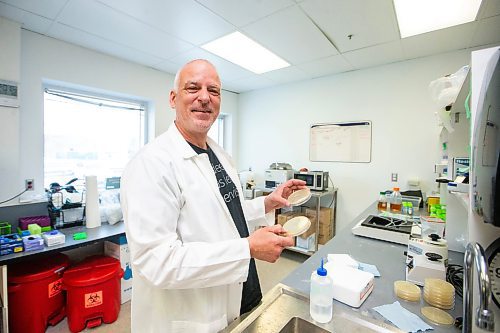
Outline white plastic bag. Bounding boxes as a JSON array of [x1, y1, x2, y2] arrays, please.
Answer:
[[429, 65, 470, 109]]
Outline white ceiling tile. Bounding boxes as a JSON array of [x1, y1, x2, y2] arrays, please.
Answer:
[[97, 0, 235, 45], [49, 23, 166, 67], [56, 0, 192, 60], [224, 74, 276, 93], [262, 66, 311, 84], [343, 41, 404, 69], [296, 55, 353, 78], [300, 0, 400, 52], [195, 0, 294, 27], [168, 47, 254, 82], [0, 0, 68, 19], [479, 0, 500, 19], [402, 22, 477, 59], [0, 2, 53, 33], [242, 5, 337, 64], [151, 60, 181, 75], [470, 14, 500, 47]]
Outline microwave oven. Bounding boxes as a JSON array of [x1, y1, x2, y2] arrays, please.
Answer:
[[294, 171, 329, 191]]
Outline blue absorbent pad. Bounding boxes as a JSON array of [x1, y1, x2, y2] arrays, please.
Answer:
[[373, 301, 433, 333], [358, 262, 381, 277]]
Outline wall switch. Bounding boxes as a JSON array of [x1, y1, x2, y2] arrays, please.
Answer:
[[25, 179, 34, 191], [391, 173, 398, 182]]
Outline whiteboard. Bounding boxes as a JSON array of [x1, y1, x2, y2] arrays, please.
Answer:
[[309, 121, 372, 163]]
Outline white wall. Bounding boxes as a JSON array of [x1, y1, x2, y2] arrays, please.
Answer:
[[0, 18, 21, 205], [0, 26, 239, 206], [237, 50, 471, 232]]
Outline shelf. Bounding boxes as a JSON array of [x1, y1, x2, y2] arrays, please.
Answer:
[[285, 246, 314, 256]]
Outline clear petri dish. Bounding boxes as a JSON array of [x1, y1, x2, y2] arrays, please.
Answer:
[[421, 307, 454, 325]]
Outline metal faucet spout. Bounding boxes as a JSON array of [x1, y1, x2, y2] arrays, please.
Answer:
[[463, 242, 495, 332]]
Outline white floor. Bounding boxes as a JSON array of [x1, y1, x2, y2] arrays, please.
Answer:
[[46, 250, 307, 333]]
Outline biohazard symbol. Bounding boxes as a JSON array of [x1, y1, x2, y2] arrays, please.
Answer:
[[85, 291, 103, 308], [48, 279, 63, 298]]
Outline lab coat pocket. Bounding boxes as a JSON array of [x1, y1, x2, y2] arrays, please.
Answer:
[[170, 314, 227, 333]]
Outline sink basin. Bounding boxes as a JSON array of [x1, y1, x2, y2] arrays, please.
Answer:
[[279, 317, 329, 333], [220, 284, 403, 333]]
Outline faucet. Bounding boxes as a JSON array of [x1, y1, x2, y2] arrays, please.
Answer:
[[463, 242, 495, 332]]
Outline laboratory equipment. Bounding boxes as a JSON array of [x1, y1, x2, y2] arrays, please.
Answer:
[[264, 169, 293, 189], [377, 192, 387, 211], [287, 188, 311, 206], [282, 216, 311, 237], [351, 214, 414, 245], [389, 187, 402, 213]]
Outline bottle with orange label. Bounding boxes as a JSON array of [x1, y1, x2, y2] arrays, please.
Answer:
[[390, 187, 402, 213]]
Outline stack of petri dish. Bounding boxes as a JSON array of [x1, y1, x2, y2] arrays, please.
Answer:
[[423, 278, 455, 310], [394, 280, 421, 302]]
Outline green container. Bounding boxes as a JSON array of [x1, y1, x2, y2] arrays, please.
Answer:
[[0, 222, 11, 235], [28, 223, 42, 235]]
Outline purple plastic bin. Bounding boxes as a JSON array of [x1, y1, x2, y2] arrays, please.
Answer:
[[18, 216, 51, 230]]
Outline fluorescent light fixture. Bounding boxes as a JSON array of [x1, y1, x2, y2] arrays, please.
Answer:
[[201, 31, 290, 74], [394, 0, 482, 38]]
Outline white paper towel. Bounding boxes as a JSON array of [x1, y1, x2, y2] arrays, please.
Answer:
[[85, 175, 101, 228]]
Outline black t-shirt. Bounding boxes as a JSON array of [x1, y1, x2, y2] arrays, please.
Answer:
[[188, 142, 262, 315]]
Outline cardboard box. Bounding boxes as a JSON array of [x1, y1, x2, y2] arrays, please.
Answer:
[[318, 233, 332, 245], [277, 211, 300, 226], [104, 236, 132, 304], [304, 207, 334, 235]]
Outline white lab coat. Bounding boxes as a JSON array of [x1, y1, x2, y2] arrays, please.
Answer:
[[121, 123, 274, 333]]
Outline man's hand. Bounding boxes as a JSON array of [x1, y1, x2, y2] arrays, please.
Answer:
[[247, 225, 294, 263], [264, 179, 307, 213]]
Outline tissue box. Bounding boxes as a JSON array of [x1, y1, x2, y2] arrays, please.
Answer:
[[42, 230, 66, 247], [326, 265, 374, 308], [296, 233, 315, 251], [104, 236, 132, 303]]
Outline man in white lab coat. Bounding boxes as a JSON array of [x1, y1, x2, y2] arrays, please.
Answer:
[[121, 59, 306, 332]]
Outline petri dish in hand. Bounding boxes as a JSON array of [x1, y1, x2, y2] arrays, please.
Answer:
[[287, 188, 312, 206], [282, 216, 311, 237]]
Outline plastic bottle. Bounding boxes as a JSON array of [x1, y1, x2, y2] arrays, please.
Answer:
[[310, 259, 333, 323], [390, 187, 402, 213], [377, 192, 387, 211]]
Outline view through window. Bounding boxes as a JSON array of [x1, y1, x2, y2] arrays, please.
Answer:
[[44, 88, 146, 190]]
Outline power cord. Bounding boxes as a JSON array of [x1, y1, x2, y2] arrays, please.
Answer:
[[447, 264, 464, 299], [0, 189, 28, 205]]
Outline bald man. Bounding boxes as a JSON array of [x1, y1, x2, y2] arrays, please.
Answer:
[[121, 59, 305, 332]]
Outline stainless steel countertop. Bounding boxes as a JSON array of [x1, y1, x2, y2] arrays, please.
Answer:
[[280, 203, 463, 333]]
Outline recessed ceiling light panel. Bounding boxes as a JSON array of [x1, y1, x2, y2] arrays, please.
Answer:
[[201, 31, 290, 74], [394, 0, 482, 38]]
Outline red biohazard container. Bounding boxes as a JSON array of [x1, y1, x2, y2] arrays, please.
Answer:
[[63, 255, 123, 332], [8, 253, 70, 333]]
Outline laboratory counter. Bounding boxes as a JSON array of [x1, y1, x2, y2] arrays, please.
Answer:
[[0, 221, 126, 265], [280, 203, 463, 333]]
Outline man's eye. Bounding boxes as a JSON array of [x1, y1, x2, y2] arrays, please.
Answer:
[[186, 86, 199, 93], [209, 89, 220, 96]]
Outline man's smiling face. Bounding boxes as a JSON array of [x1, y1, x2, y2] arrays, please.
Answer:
[[170, 60, 221, 139]]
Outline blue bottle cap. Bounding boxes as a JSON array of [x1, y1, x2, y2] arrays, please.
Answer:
[[317, 258, 327, 276]]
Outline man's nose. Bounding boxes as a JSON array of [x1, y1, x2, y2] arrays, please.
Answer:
[[197, 88, 210, 104]]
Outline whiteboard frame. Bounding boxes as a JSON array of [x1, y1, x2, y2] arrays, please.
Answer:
[[309, 121, 372, 163]]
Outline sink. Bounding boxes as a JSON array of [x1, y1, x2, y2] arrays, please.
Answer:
[[279, 317, 329, 333], [220, 284, 403, 333]]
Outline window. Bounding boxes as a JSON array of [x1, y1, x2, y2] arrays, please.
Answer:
[[208, 114, 225, 148], [44, 88, 147, 190]]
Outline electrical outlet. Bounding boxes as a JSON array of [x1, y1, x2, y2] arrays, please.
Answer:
[[391, 173, 398, 182], [25, 179, 34, 191]]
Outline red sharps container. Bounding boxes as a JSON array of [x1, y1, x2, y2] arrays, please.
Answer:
[[63, 255, 123, 332], [8, 253, 70, 333]]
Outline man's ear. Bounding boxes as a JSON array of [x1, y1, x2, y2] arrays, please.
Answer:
[[169, 90, 176, 109]]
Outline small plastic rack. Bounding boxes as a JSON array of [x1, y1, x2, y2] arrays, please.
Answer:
[[48, 190, 86, 229]]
